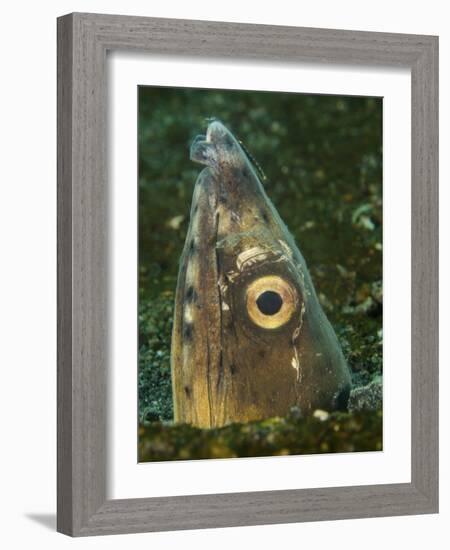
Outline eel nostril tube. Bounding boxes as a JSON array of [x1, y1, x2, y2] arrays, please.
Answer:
[[189, 135, 212, 164]]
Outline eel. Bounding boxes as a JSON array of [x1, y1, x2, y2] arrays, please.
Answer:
[[171, 120, 352, 428]]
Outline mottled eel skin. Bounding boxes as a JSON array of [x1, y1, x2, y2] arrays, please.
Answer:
[[171, 121, 351, 428]]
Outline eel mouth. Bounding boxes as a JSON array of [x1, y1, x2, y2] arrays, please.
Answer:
[[190, 120, 240, 169]]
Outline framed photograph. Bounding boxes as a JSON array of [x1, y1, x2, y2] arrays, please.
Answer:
[[136, 87, 382, 462], [57, 13, 438, 536]]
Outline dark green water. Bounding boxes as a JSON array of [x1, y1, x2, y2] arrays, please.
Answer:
[[138, 87, 382, 460]]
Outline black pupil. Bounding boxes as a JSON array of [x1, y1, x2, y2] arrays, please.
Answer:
[[256, 291, 283, 316]]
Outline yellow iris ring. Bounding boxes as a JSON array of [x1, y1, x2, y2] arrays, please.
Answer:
[[246, 275, 298, 329]]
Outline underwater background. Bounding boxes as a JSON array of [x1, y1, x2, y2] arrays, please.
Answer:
[[138, 86, 382, 461]]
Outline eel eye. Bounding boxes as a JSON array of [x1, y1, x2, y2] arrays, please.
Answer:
[[246, 275, 297, 329]]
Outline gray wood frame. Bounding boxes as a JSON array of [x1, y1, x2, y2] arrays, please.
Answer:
[[57, 12, 439, 537]]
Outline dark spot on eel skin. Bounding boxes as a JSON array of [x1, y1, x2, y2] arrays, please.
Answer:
[[185, 285, 197, 303], [230, 165, 246, 182], [241, 166, 250, 179], [335, 385, 351, 411], [189, 239, 196, 254], [260, 209, 270, 224], [184, 386, 191, 397], [223, 133, 234, 149], [258, 349, 266, 359], [183, 323, 194, 341], [230, 363, 237, 375]]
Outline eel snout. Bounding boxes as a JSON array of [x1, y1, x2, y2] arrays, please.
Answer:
[[190, 120, 243, 173]]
